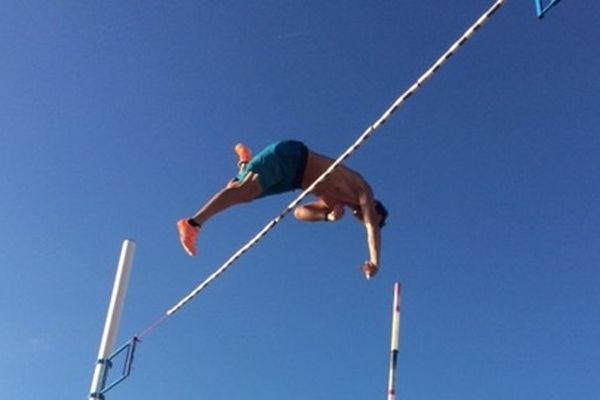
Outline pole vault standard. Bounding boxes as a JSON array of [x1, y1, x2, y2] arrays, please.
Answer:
[[387, 282, 402, 400], [89, 240, 136, 400], [534, 0, 561, 18]]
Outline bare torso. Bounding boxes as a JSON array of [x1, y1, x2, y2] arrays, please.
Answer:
[[301, 151, 371, 207]]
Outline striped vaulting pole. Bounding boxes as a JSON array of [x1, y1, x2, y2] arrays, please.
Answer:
[[387, 282, 402, 400]]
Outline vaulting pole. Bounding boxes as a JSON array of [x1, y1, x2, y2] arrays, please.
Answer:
[[387, 282, 402, 400], [89, 240, 136, 400]]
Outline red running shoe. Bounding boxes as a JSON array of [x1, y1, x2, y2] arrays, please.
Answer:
[[177, 219, 200, 256], [234, 143, 252, 166]]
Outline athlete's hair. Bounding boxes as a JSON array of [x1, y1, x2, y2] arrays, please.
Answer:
[[375, 200, 388, 228]]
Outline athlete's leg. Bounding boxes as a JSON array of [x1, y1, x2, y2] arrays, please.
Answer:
[[177, 172, 261, 256], [190, 172, 261, 226], [294, 199, 345, 222]]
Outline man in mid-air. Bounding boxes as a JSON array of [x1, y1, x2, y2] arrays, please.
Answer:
[[177, 140, 387, 279]]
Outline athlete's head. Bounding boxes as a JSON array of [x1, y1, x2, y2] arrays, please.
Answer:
[[351, 199, 388, 228], [374, 200, 388, 228]]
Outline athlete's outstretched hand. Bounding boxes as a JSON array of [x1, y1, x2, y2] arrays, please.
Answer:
[[361, 261, 378, 280]]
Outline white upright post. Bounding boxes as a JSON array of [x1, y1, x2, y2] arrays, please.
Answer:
[[387, 282, 402, 400], [89, 240, 136, 399]]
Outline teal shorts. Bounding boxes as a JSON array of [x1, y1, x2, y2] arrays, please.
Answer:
[[235, 140, 308, 198]]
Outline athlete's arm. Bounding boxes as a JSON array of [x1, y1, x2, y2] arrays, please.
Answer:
[[357, 188, 381, 278]]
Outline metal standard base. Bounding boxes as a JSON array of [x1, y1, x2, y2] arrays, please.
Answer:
[[91, 337, 140, 397]]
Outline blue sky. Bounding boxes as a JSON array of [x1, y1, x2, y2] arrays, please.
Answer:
[[1, 1, 599, 399]]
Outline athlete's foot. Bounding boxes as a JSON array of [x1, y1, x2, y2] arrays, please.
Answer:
[[234, 143, 252, 166], [177, 219, 200, 256]]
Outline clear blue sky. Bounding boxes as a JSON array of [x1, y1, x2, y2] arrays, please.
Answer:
[[2, 1, 599, 399]]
